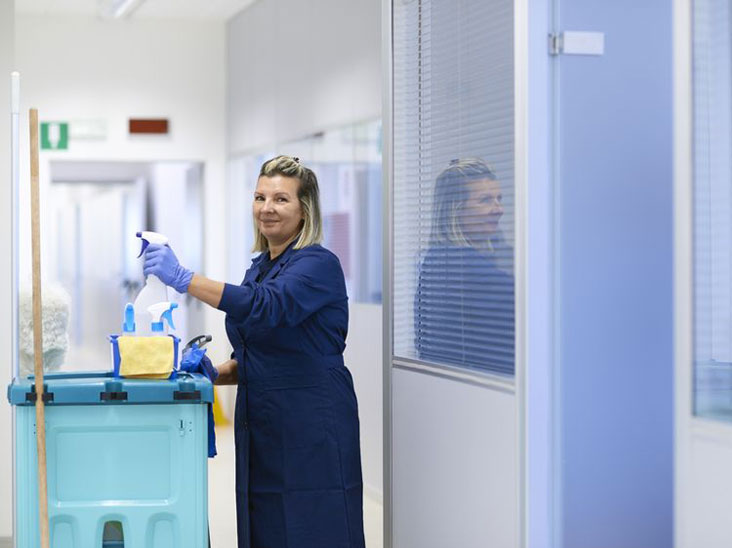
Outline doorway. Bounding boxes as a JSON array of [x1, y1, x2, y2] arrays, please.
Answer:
[[48, 160, 205, 372]]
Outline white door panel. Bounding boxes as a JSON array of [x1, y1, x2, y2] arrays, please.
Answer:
[[392, 368, 518, 548], [685, 426, 732, 547]]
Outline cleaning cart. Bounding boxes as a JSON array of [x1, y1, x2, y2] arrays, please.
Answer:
[[8, 370, 213, 548]]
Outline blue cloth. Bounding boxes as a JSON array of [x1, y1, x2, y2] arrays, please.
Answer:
[[181, 345, 219, 383], [143, 243, 194, 293], [180, 346, 218, 458], [217, 243, 365, 548]]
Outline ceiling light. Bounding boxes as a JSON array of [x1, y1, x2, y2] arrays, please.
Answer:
[[98, 0, 146, 19]]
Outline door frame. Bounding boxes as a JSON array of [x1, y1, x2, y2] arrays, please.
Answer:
[[673, 0, 692, 542]]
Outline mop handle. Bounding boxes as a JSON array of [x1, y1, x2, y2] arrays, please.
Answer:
[[30, 108, 50, 548]]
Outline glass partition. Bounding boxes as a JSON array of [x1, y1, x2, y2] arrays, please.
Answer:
[[693, 0, 732, 419], [392, 0, 515, 376]]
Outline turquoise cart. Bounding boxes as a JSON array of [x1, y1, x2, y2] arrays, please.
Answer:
[[7, 371, 212, 548]]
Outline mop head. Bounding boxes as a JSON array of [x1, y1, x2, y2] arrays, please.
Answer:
[[19, 283, 71, 377]]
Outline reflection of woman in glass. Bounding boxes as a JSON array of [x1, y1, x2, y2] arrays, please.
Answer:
[[415, 158, 515, 374]]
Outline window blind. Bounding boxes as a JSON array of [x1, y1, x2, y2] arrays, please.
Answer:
[[693, 0, 732, 418], [392, 0, 515, 375]]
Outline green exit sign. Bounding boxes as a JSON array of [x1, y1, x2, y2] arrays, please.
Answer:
[[41, 122, 69, 150]]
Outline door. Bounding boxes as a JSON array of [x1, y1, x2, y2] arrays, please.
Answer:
[[554, 0, 674, 547], [54, 181, 135, 372]]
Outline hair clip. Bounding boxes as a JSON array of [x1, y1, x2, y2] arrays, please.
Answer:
[[292, 157, 300, 164], [449, 158, 460, 165]]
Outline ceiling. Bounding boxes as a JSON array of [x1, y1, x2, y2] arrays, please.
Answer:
[[15, 0, 259, 20]]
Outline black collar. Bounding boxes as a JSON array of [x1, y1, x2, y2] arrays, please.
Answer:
[[256, 240, 299, 282]]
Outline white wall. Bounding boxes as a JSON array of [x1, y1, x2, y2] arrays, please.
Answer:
[[1, 3, 16, 540], [13, 15, 229, 361], [227, 0, 381, 153], [226, 0, 384, 499], [344, 303, 383, 500]]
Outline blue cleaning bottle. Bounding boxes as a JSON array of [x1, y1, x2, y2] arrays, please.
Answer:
[[122, 303, 136, 334]]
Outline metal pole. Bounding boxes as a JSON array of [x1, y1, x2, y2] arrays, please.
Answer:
[[11, 72, 18, 379], [381, 2, 393, 546], [10, 70, 19, 548]]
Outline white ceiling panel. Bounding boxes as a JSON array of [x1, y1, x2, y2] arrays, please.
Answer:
[[16, 0, 259, 20]]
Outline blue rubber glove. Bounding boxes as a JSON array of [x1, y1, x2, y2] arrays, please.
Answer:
[[143, 243, 193, 293]]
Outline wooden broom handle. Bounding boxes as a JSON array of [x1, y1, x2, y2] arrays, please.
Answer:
[[30, 108, 50, 548]]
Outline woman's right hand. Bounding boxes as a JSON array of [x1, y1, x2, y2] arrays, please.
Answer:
[[143, 243, 194, 293]]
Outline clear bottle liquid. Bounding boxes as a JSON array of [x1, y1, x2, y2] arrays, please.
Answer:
[[134, 276, 169, 336]]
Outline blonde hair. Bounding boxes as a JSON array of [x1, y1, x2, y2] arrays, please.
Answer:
[[431, 157, 499, 249], [252, 155, 323, 252]]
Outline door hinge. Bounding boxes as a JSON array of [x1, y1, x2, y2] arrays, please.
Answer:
[[548, 33, 562, 56]]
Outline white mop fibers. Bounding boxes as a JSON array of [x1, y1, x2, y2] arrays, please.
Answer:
[[19, 283, 71, 377]]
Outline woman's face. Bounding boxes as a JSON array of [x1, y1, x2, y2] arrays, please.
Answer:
[[253, 175, 304, 247], [461, 178, 504, 241]]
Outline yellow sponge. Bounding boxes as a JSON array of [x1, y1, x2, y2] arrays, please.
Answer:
[[117, 336, 174, 379]]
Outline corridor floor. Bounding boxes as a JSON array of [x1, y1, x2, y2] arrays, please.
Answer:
[[209, 425, 383, 548]]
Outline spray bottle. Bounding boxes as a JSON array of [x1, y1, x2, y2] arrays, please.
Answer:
[[122, 303, 136, 334], [134, 231, 170, 336], [147, 302, 178, 335]]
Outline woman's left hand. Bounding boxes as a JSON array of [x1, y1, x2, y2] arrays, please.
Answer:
[[143, 243, 194, 293], [180, 349, 219, 383]]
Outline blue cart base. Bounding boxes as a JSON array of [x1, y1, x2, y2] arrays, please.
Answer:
[[9, 371, 213, 548]]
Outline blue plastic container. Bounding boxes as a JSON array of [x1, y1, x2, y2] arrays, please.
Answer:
[[7, 370, 213, 548]]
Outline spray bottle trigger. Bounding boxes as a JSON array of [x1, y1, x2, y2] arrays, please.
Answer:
[[136, 231, 149, 258], [162, 303, 179, 330], [147, 301, 178, 333]]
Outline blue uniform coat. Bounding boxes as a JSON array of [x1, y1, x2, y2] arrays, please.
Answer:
[[217, 243, 365, 548]]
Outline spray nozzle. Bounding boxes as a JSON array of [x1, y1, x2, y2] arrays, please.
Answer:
[[136, 231, 169, 258], [147, 302, 178, 333]]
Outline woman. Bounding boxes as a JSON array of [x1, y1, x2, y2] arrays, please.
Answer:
[[414, 157, 515, 375], [143, 155, 366, 548]]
